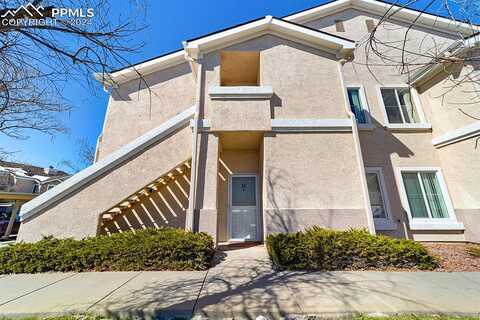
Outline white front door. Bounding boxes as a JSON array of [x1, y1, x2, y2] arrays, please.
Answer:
[[229, 175, 259, 241]]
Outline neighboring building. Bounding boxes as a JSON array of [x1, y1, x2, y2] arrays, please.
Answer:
[[0, 162, 68, 238], [17, 0, 480, 244]]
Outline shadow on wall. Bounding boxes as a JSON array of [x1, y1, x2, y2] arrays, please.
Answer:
[[359, 114, 417, 239], [265, 166, 304, 233], [100, 168, 191, 235], [265, 115, 421, 240], [265, 165, 346, 233]]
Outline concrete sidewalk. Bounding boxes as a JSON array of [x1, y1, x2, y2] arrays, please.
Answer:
[[0, 246, 479, 319]]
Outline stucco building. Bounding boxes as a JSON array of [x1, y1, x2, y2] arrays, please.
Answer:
[[17, 0, 480, 244]]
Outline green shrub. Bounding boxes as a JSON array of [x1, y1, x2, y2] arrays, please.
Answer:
[[467, 245, 480, 258], [0, 228, 214, 274], [266, 227, 437, 271]]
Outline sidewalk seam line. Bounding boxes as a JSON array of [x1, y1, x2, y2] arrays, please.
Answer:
[[191, 269, 209, 318], [86, 271, 143, 311], [279, 272, 305, 315], [0, 273, 79, 307]]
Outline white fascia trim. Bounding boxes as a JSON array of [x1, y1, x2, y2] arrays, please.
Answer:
[[432, 121, 480, 148], [410, 36, 480, 86], [208, 86, 274, 99], [95, 50, 187, 86], [409, 221, 465, 231], [185, 16, 355, 59], [385, 123, 432, 131], [285, 0, 478, 35], [271, 118, 353, 132], [19, 106, 196, 222]]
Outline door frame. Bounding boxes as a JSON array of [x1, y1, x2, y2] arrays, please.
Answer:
[[227, 173, 261, 242]]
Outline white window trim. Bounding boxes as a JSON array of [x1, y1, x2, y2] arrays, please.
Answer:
[[366, 167, 396, 231], [376, 84, 430, 131], [345, 85, 372, 126], [394, 166, 464, 231]]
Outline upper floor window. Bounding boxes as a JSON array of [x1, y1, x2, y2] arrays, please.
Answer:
[[334, 19, 345, 32], [380, 87, 420, 124], [347, 87, 369, 124], [220, 51, 260, 86]]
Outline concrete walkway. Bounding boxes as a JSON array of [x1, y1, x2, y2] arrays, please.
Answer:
[[0, 245, 479, 319]]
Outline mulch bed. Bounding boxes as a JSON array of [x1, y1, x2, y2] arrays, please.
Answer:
[[423, 243, 480, 272]]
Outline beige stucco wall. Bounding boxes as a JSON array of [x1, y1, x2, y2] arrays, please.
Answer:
[[418, 63, 480, 137], [437, 138, 480, 243], [202, 34, 348, 123], [97, 63, 196, 159], [17, 126, 192, 242], [100, 167, 190, 234], [209, 99, 271, 131], [303, 9, 479, 241], [263, 132, 368, 235]]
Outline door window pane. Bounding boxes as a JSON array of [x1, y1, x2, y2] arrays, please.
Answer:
[[232, 177, 256, 206], [366, 173, 387, 219], [402, 173, 429, 218], [420, 172, 449, 218], [347, 88, 367, 124]]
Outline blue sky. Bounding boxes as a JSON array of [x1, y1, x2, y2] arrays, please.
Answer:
[[0, 0, 473, 172]]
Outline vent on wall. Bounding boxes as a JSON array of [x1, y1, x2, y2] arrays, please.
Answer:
[[334, 19, 345, 32], [366, 19, 376, 33]]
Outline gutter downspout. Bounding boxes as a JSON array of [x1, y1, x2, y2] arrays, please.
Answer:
[[337, 60, 376, 235], [185, 46, 203, 231]]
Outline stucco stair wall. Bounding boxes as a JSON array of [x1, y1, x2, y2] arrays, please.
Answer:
[[100, 163, 191, 235], [17, 126, 192, 242]]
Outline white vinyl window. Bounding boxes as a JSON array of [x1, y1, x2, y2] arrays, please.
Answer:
[[396, 167, 464, 230], [346, 86, 369, 124], [366, 167, 395, 230], [401, 171, 449, 219], [380, 87, 421, 124]]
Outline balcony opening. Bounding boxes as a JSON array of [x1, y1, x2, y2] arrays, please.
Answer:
[[220, 51, 260, 86]]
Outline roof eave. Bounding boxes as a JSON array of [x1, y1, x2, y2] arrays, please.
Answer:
[[184, 16, 355, 59], [285, 0, 479, 36]]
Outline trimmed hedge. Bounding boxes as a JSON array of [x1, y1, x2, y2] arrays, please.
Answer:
[[0, 228, 215, 273], [267, 227, 437, 270], [468, 246, 480, 257]]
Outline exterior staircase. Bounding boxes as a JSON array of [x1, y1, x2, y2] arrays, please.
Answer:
[[100, 161, 191, 235]]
